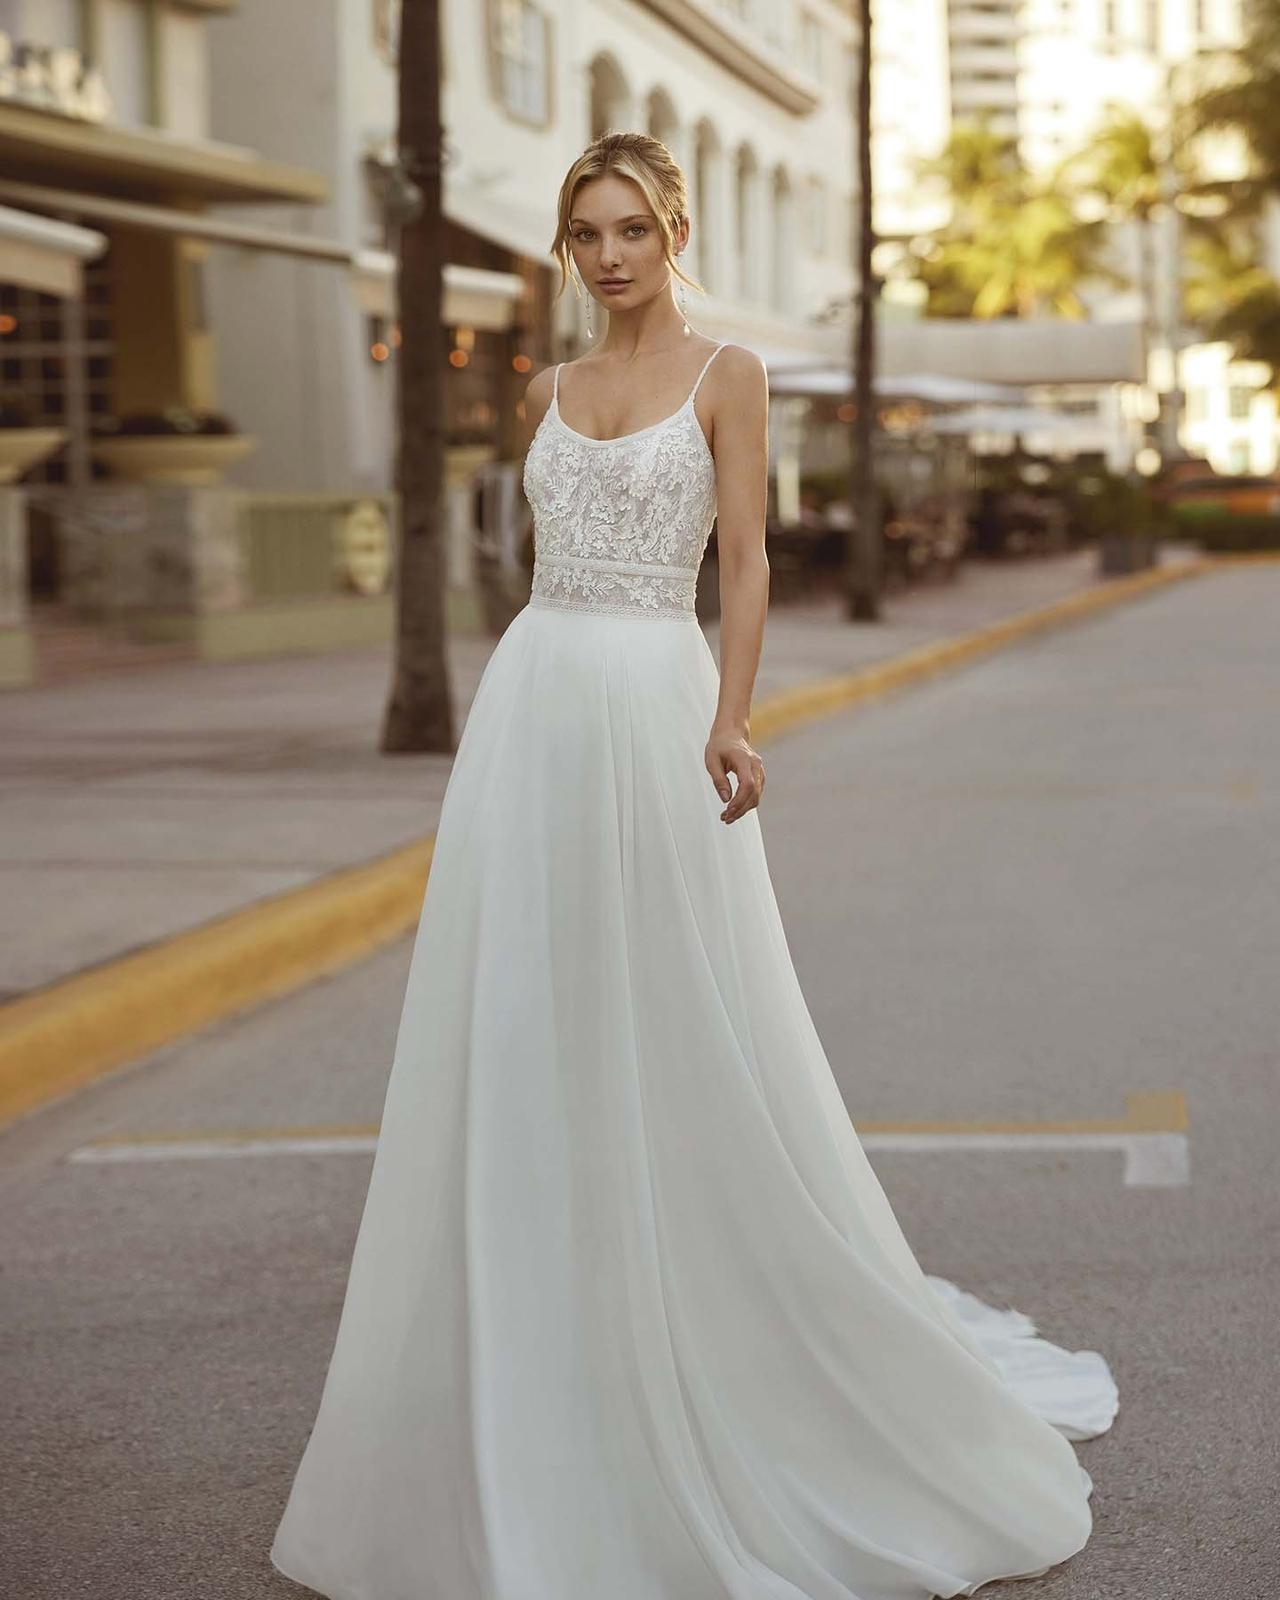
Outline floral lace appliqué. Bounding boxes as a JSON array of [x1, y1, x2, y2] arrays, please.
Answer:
[[530, 553, 697, 619], [522, 381, 719, 621]]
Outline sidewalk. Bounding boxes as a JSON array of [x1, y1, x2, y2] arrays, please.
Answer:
[[1, 548, 1193, 1003]]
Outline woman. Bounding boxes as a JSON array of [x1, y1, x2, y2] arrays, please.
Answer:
[[270, 132, 1117, 1600]]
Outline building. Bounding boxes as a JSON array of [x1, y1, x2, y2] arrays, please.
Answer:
[[196, 0, 860, 632], [203, 0, 861, 480], [0, 0, 332, 683], [1, 1, 864, 682], [870, 0, 1280, 475]]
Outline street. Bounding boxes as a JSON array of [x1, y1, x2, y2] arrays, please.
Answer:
[[3, 560, 1278, 1599]]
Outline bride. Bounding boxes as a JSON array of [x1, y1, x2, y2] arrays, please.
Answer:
[[269, 131, 1117, 1600]]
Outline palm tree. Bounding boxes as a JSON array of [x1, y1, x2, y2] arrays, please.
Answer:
[[1188, 0, 1280, 200], [917, 119, 1022, 226], [1063, 111, 1162, 372], [381, 0, 455, 754], [906, 121, 1113, 319], [913, 190, 1112, 319], [1183, 0, 1280, 382], [847, 0, 881, 621], [1184, 217, 1280, 378]]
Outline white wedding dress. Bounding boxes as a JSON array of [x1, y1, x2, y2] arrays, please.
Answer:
[[270, 344, 1118, 1600]]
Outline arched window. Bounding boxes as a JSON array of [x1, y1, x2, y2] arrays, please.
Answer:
[[589, 53, 633, 138], [735, 143, 760, 301]]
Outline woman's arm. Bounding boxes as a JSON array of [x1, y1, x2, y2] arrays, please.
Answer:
[[520, 365, 556, 451], [702, 345, 771, 824]]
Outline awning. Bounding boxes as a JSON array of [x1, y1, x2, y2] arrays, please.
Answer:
[[0, 99, 328, 205], [767, 367, 1027, 404], [929, 405, 1086, 435], [0, 179, 529, 328], [444, 183, 558, 264], [0, 204, 107, 296], [880, 316, 1145, 386], [352, 251, 527, 329], [0, 176, 349, 262]]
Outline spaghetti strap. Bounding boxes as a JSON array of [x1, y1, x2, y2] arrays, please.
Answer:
[[688, 342, 728, 406], [551, 363, 563, 408]]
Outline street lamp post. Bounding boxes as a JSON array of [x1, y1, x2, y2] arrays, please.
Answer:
[[1156, 56, 1188, 464], [846, 0, 882, 621]]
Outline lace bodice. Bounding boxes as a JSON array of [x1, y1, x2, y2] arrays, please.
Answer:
[[522, 344, 726, 619]]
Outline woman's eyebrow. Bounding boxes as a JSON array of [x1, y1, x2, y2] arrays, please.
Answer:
[[570, 213, 653, 225]]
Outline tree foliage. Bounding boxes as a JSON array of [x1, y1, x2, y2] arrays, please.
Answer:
[[904, 119, 1116, 319]]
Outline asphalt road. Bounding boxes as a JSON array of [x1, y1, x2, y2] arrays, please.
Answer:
[[3, 561, 1278, 1599]]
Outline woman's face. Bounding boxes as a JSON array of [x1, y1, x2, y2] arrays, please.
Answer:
[[567, 173, 688, 314]]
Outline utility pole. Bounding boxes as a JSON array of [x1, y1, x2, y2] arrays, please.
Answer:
[[1156, 56, 1186, 465], [847, 0, 882, 621], [381, 0, 455, 754]]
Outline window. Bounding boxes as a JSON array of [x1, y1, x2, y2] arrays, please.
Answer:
[[1228, 385, 1253, 419], [373, 0, 400, 62], [6, 0, 82, 49], [798, 10, 823, 81], [96, 0, 154, 126], [0, 253, 114, 488], [490, 0, 550, 126], [807, 176, 827, 256]]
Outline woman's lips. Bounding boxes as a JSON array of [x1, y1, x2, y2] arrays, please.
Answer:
[[599, 280, 631, 293]]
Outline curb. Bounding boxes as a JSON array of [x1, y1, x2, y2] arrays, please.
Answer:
[[0, 838, 433, 1129], [0, 554, 1220, 1131], [750, 555, 1213, 743]]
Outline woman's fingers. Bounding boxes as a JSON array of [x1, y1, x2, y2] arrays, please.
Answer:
[[705, 749, 732, 802], [720, 751, 765, 822]]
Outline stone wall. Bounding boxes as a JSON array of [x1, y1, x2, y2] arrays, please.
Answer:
[[46, 486, 245, 621], [0, 489, 34, 687]]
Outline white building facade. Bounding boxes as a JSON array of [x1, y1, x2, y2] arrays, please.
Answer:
[[204, 0, 860, 500]]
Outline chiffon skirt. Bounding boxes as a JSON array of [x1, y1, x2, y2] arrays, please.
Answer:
[[270, 600, 1118, 1600]]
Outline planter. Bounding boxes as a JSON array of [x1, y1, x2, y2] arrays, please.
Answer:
[[1097, 533, 1160, 576], [0, 428, 67, 484], [91, 433, 257, 486]]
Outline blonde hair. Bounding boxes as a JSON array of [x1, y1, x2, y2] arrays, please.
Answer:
[[550, 131, 705, 303]]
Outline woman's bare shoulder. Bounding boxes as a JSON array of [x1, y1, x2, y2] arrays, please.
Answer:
[[521, 363, 558, 440], [710, 342, 767, 389], [707, 343, 769, 408], [523, 363, 557, 410]]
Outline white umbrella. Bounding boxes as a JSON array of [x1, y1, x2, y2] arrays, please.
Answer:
[[765, 366, 1025, 404], [927, 405, 1083, 435]]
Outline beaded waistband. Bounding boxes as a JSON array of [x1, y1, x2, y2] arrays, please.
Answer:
[[530, 552, 699, 619]]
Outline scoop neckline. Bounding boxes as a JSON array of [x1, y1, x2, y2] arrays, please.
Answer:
[[550, 392, 694, 448]]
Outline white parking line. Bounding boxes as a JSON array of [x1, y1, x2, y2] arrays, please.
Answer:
[[66, 1091, 1190, 1187], [857, 1131, 1189, 1187]]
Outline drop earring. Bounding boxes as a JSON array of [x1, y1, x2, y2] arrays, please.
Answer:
[[676, 255, 691, 336], [574, 269, 595, 341]]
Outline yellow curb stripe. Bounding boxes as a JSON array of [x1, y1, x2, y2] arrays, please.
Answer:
[[853, 1089, 1188, 1137], [0, 558, 1221, 1131], [67, 1090, 1188, 1155], [0, 838, 433, 1128]]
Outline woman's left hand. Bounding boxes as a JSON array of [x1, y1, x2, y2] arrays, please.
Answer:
[[705, 723, 766, 824]]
